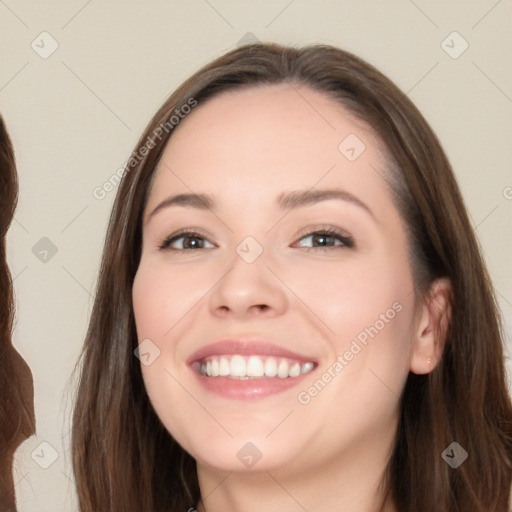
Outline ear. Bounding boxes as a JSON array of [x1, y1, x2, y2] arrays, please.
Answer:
[[410, 277, 452, 375]]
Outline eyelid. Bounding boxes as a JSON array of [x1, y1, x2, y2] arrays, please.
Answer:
[[294, 224, 352, 241]]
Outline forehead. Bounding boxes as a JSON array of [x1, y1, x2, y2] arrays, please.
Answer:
[[147, 83, 391, 211]]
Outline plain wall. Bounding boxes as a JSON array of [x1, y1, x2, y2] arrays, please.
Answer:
[[1, 1, 511, 510]]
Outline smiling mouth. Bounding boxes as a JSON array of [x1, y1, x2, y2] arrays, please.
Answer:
[[192, 354, 316, 379]]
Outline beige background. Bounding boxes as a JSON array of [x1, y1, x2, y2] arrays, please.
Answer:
[[1, 1, 511, 510]]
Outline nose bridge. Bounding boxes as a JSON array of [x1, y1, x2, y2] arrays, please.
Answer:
[[208, 232, 287, 317]]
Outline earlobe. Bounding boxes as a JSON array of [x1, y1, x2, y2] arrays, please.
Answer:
[[410, 277, 452, 375]]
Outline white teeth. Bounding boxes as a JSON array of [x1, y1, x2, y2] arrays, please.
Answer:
[[289, 363, 301, 377], [247, 356, 265, 377], [301, 362, 314, 374], [219, 356, 230, 376], [277, 360, 289, 378], [199, 354, 315, 379], [264, 357, 278, 377], [230, 355, 246, 377], [211, 358, 220, 377]]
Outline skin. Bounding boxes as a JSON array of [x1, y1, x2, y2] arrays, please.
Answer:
[[132, 83, 450, 512]]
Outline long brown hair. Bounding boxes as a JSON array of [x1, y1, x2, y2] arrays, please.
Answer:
[[71, 43, 512, 511], [0, 116, 36, 511]]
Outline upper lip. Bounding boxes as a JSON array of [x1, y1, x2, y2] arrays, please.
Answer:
[[187, 338, 318, 365]]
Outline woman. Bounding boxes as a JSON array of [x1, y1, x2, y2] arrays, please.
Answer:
[[72, 43, 512, 511], [0, 116, 36, 511]]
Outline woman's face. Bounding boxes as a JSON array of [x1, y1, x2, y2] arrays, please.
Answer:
[[132, 83, 422, 475]]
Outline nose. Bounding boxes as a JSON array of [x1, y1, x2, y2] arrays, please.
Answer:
[[208, 243, 288, 319]]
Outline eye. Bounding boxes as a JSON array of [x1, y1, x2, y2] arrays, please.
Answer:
[[293, 226, 354, 252], [158, 229, 215, 251]]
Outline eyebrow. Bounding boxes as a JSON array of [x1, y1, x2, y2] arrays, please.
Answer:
[[145, 188, 376, 224]]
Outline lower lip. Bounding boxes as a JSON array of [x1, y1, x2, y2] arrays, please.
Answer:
[[189, 366, 316, 400]]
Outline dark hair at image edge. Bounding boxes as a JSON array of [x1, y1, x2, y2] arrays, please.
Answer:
[[71, 43, 512, 511], [0, 117, 36, 511]]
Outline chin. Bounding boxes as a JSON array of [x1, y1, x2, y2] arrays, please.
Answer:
[[181, 434, 296, 473]]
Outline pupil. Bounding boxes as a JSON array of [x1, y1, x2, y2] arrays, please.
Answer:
[[315, 234, 329, 246], [185, 236, 201, 249]]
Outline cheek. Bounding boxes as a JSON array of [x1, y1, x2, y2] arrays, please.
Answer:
[[293, 247, 416, 394], [132, 267, 169, 339], [132, 260, 205, 341], [131, 262, 187, 407], [132, 262, 201, 439], [294, 262, 415, 432], [295, 254, 412, 340]]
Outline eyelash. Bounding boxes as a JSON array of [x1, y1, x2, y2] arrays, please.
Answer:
[[157, 226, 354, 252]]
